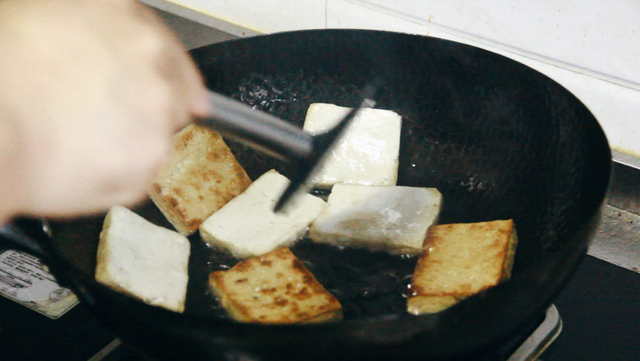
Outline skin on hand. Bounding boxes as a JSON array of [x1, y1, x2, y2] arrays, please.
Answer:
[[0, 0, 210, 222]]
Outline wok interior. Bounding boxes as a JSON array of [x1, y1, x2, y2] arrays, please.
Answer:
[[193, 29, 610, 268], [47, 30, 610, 359]]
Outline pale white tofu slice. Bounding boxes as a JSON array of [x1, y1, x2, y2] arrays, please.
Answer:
[[199, 170, 327, 259], [96, 206, 191, 313], [309, 184, 442, 255], [303, 103, 402, 188]]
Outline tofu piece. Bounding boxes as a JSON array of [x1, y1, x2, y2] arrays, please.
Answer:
[[199, 170, 327, 259], [309, 184, 442, 255], [209, 247, 342, 324], [407, 220, 518, 315], [149, 123, 252, 236], [95, 206, 191, 313], [303, 103, 401, 188]]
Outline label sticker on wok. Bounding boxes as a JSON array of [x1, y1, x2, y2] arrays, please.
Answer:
[[0, 249, 79, 319]]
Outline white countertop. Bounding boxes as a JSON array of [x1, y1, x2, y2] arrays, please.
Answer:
[[145, 0, 640, 158]]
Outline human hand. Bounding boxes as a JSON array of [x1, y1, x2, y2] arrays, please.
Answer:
[[0, 0, 209, 221]]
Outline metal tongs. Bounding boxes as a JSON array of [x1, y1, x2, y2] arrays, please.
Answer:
[[195, 83, 378, 212]]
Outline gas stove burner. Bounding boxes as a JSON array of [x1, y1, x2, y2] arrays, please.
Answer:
[[508, 304, 562, 361]]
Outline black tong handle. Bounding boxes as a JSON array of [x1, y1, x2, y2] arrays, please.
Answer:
[[196, 82, 379, 212], [196, 91, 313, 161]]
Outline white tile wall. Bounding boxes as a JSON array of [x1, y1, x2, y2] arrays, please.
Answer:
[[151, 0, 327, 33], [355, 0, 640, 90]]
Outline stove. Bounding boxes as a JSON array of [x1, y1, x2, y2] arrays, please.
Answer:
[[1, 9, 639, 361], [1, 243, 637, 361], [98, 305, 564, 361]]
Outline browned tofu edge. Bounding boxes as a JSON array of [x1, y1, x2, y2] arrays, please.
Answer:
[[149, 124, 251, 235], [209, 247, 343, 324], [407, 219, 518, 315]]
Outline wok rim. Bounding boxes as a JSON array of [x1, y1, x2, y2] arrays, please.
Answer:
[[44, 28, 612, 359]]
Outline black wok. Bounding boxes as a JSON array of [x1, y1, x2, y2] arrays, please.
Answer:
[[28, 30, 612, 360]]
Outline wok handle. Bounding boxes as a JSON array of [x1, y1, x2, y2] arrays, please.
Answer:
[[195, 91, 313, 161], [0, 218, 49, 258], [0, 219, 91, 302]]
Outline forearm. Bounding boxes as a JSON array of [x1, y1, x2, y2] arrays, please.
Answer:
[[0, 0, 208, 221]]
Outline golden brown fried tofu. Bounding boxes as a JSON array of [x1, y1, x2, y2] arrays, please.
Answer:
[[407, 220, 518, 314], [209, 247, 342, 324], [149, 123, 252, 235]]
